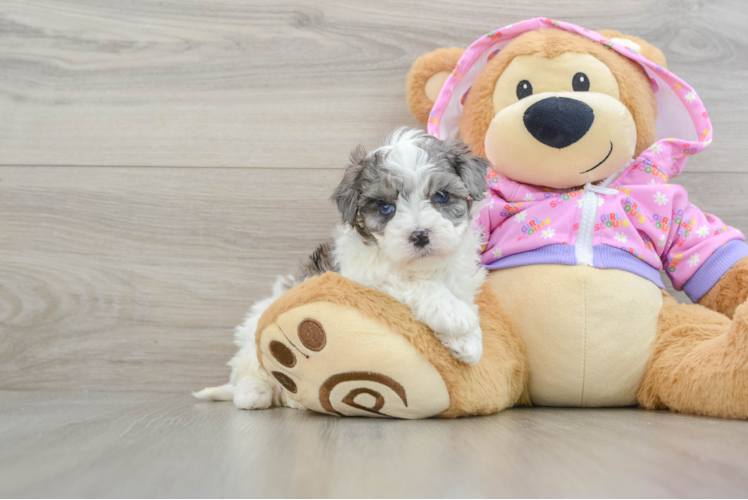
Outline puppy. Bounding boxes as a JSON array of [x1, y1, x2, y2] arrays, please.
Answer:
[[195, 128, 490, 410]]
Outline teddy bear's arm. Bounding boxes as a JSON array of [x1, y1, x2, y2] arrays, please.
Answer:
[[698, 256, 748, 319]]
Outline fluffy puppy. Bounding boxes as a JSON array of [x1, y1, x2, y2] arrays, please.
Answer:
[[195, 128, 490, 410]]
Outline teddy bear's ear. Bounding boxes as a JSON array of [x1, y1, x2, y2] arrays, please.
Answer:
[[597, 30, 667, 69], [406, 47, 465, 124]]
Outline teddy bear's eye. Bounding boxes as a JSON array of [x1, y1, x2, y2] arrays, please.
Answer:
[[516, 80, 533, 100], [572, 72, 590, 92]]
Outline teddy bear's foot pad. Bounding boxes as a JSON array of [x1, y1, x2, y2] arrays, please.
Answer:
[[258, 302, 451, 418]]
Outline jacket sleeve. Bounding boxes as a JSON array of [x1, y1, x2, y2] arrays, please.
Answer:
[[474, 173, 520, 237], [661, 185, 748, 301], [475, 192, 515, 235]]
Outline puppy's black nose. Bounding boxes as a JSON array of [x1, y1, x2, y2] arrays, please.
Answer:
[[523, 97, 594, 149], [410, 230, 430, 248]]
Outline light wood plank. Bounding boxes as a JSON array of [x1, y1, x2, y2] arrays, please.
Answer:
[[1, 167, 747, 392], [0, 166, 341, 391], [2, 391, 748, 498], [0, 0, 747, 171]]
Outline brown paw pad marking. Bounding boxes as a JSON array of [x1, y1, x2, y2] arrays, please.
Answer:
[[319, 371, 407, 417], [269, 340, 296, 367], [298, 318, 326, 351], [269, 317, 328, 394], [272, 371, 297, 393], [342, 388, 384, 413]]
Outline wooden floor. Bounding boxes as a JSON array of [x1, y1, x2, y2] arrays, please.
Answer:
[[2, 0, 748, 497], [3, 391, 748, 498]]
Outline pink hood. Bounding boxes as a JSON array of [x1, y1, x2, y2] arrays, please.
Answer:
[[428, 18, 746, 301]]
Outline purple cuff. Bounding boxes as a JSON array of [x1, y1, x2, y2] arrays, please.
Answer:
[[483, 244, 575, 270], [484, 244, 666, 290], [593, 245, 666, 289], [682, 240, 748, 302]]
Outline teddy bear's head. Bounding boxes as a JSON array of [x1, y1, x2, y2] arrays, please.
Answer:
[[408, 28, 667, 189]]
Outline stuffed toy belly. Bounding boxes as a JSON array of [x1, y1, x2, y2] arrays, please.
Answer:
[[488, 265, 662, 407]]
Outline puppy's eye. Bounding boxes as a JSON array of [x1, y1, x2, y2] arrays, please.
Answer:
[[379, 203, 395, 216], [572, 72, 590, 91], [435, 191, 450, 204], [516, 80, 533, 100]]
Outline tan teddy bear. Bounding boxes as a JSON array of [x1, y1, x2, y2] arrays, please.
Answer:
[[242, 18, 748, 419]]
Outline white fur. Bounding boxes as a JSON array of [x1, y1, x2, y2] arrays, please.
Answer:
[[194, 129, 487, 410], [335, 223, 486, 361]]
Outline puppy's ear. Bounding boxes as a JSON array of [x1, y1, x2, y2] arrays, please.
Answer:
[[445, 140, 490, 202], [407, 47, 465, 124], [331, 145, 367, 226], [597, 29, 667, 69]]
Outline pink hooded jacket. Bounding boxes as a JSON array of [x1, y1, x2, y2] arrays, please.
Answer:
[[428, 18, 747, 302]]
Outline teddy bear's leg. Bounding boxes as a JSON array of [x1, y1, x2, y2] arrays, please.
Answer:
[[638, 294, 748, 419], [253, 272, 529, 418]]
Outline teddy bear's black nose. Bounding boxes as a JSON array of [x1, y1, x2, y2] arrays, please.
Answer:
[[523, 97, 595, 149]]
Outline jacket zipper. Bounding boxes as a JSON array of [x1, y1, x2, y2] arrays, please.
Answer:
[[575, 183, 620, 266], [575, 187, 598, 266]]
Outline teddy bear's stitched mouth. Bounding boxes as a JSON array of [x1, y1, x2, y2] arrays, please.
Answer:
[[579, 141, 613, 174]]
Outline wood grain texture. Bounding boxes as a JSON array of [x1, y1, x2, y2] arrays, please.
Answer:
[[2, 391, 748, 498], [0, 166, 342, 391], [2, 166, 748, 392], [0, 0, 747, 170]]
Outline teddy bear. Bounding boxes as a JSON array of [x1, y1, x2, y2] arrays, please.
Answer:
[[247, 18, 748, 419]]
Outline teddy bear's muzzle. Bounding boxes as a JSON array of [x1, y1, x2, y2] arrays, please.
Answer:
[[523, 96, 595, 149]]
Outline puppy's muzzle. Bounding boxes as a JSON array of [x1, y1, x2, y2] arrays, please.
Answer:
[[410, 230, 430, 248], [523, 97, 594, 149]]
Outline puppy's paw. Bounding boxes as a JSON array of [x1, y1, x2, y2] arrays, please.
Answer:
[[426, 300, 480, 337], [233, 377, 274, 410], [282, 396, 308, 411], [439, 327, 483, 366]]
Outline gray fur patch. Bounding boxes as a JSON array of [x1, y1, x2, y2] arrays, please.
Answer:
[[357, 160, 400, 236], [278, 241, 339, 293], [419, 136, 491, 202], [331, 145, 368, 228]]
